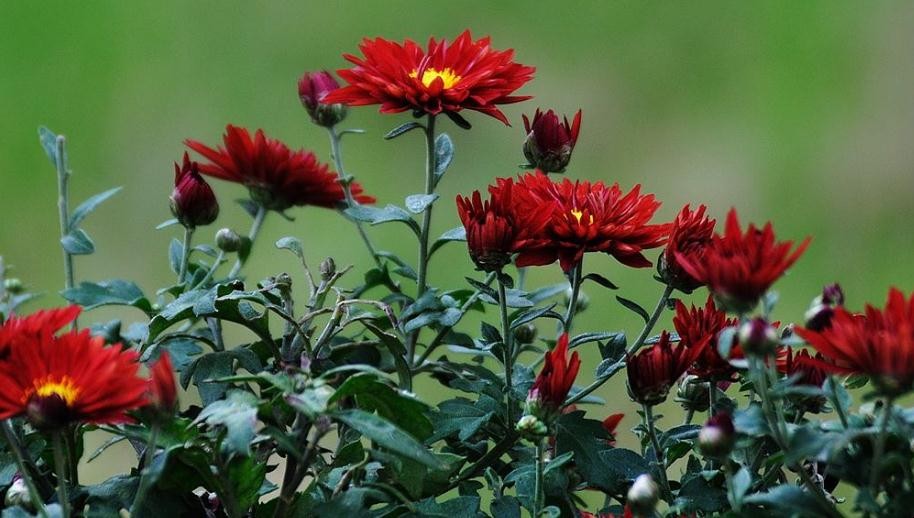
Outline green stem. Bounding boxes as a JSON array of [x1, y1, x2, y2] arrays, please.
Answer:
[[177, 227, 194, 284], [683, 408, 695, 426], [643, 404, 673, 502], [328, 126, 383, 269], [533, 440, 545, 517], [562, 262, 583, 334], [130, 425, 159, 517], [228, 205, 267, 278], [52, 432, 70, 518], [1, 421, 48, 518], [416, 272, 496, 367], [869, 398, 893, 494], [497, 274, 515, 426], [450, 432, 518, 488], [54, 136, 76, 330], [827, 375, 849, 429], [192, 251, 225, 289], [64, 428, 78, 487]]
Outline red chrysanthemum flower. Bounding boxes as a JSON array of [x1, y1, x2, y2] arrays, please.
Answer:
[[0, 305, 81, 359], [170, 152, 219, 229], [185, 125, 375, 211], [796, 288, 914, 397], [0, 328, 147, 430], [147, 352, 178, 417], [673, 297, 741, 380], [676, 209, 810, 314], [529, 333, 581, 412], [323, 30, 535, 125], [626, 331, 703, 406], [456, 177, 550, 271], [522, 108, 582, 173], [511, 172, 669, 272], [660, 204, 716, 293], [779, 348, 829, 412]]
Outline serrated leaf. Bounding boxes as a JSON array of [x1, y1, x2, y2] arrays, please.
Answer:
[[333, 409, 443, 469], [384, 121, 423, 139], [330, 374, 432, 440], [405, 193, 439, 214], [616, 296, 650, 323], [61, 228, 95, 255], [413, 496, 480, 517], [194, 390, 258, 456], [38, 126, 59, 165], [62, 279, 153, 314], [428, 398, 494, 442], [69, 187, 122, 230], [677, 475, 728, 513]]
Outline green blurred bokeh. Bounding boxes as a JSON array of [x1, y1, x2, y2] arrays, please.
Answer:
[[2, 0, 913, 507]]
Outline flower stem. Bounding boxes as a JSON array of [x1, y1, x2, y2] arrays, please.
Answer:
[[869, 398, 893, 494], [130, 425, 159, 517], [52, 432, 70, 518], [416, 272, 496, 367], [533, 440, 545, 517], [192, 251, 225, 289], [827, 375, 849, 429], [178, 227, 194, 284], [449, 432, 518, 488], [415, 113, 437, 298], [53, 136, 76, 330], [327, 125, 383, 269], [562, 262, 583, 334], [497, 274, 515, 426], [1, 421, 48, 518], [643, 404, 673, 502], [228, 204, 267, 278]]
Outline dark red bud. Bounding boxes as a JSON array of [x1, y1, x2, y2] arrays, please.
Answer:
[[170, 153, 219, 228]]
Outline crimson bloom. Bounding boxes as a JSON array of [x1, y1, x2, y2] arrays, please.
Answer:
[[186, 125, 374, 211], [147, 352, 178, 417], [0, 305, 80, 359], [676, 209, 810, 314], [522, 108, 582, 173], [660, 204, 715, 293], [170, 152, 219, 229], [0, 327, 147, 430], [796, 288, 914, 397], [779, 348, 829, 412], [627, 331, 702, 406], [323, 30, 535, 125], [529, 333, 580, 413], [512, 172, 669, 272], [456, 177, 550, 271], [672, 297, 741, 380]]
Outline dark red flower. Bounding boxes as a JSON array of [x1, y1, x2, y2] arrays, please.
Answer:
[[323, 30, 535, 125], [602, 413, 624, 446], [660, 204, 715, 293], [779, 348, 829, 412], [147, 352, 177, 417], [0, 305, 81, 360], [511, 172, 669, 272], [170, 152, 219, 228], [522, 108, 582, 173], [676, 209, 810, 314], [626, 331, 702, 406], [796, 288, 914, 396], [529, 333, 580, 412], [672, 297, 740, 380], [185, 125, 374, 211], [0, 328, 147, 430], [456, 177, 550, 271], [298, 71, 348, 127]]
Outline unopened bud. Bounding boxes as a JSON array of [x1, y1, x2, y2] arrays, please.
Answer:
[[698, 412, 735, 459], [170, 153, 219, 229], [516, 414, 548, 439], [215, 228, 242, 253], [3, 278, 24, 294], [804, 284, 844, 332], [675, 375, 710, 413], [564, 288, 589, 313], [320, 257, 336, 280], [626, 474, 659, 516], [513, 323, 538, 345], [298, 71, 348, 127], [521, 109, 582, 174], [738, 318, 779, 356], [4, 475, 33, 511]]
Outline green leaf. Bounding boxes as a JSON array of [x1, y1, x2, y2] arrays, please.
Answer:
[[384, 121, 423, 140], [490, 496, 522, 518], [785, 425, 834, 465], [225, 456, 267, 510], [84, 475, 138, 516], [412, 496, 480, 518], [428, 397, 494, 442], [405, 193, 439, 214], [275, 236, 305, 260], [616, 296, 650, 323], [676, 475, 727, 513], [344, 205, 420, 235], [433, 133, 454, 182], [330, 374, 432, 440], [194, 390, 258, 456], [155, 218, 179, 230], [69, 187, 122, 230], [743, 484, 835, 517], [429, 226, 467, 256], [168, 238, 183, 274], [510, 304, 561, 330], [554, 411, 627, 492], [61, 228, 95, 255], [61, 279, 153, 314], [583, 272, 618, 290], [333, 409, 444, 469], [730, 467, 752, 507], [38, 126, 59, 165]]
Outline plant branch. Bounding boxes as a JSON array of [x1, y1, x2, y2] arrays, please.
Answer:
[[643, 404, 673, 502], [52, 432, 70, 518], [54, 136, 76, 329], [228, 204, 267, 278], [177, 227, 194, 284], [562, 262, 583, 334], [1, 421, 49, 518], [497, 274, 515, 426], [130, 424, 159, 516]]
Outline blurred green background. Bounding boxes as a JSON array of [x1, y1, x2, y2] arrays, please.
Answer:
[[2, 0, 913, 508]]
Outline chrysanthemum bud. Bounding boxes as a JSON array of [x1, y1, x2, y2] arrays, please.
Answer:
[[298, 71, 347, 127], [804, 283, 845, 331], [513, 323, 538, 345], [170, 153, 219, 229], [675, 374, 710, 413], [522, 109, 582, 173], [3, 278, 24, 294], [516, 414, 548, 439], [698, 412, 736, 459], [564, 287, 589, 313], [320, 257, 336, 280], [215, 228, 242, 253], [626, 474, 659, 516], [4, 475, 33, 511], [738, 318, 779, 356]]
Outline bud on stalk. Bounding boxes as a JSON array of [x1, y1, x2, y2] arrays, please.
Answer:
[[298, 71, 348, 127]]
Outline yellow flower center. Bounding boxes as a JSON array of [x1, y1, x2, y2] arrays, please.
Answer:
[[570, 209, 594, 225], [410, 67, 461, 89], [28, 376, 80, 405]]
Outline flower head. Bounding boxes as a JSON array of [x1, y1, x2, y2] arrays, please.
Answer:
[[626, 331, 702, 406], [522, 108, 582, 173], [660, 204, 715, 293], [672, 297, 739, 380], [527, 334, 580, 415], [170, 152, 219, 229], [456, 177, 550, 271], [512, 172, 669, 272], [0, 327, 147, 430], [676, 209, 810, 314], [298, 71, 348, 127], [147, 352, 178, 418], [0, 305, 81, 360], [186, 125, 374, 211], [323, 31, 535, 125], [796, 288, 914, 397]]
